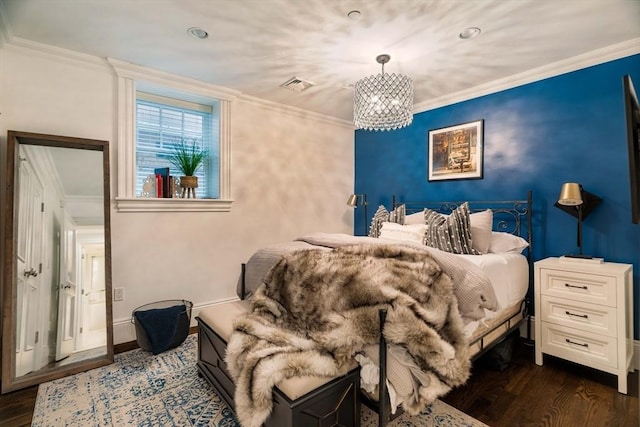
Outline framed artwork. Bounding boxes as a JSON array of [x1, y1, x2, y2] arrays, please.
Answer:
[[428, 119, 484, 181]]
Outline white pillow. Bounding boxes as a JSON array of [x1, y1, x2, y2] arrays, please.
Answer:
[[404, 210, 425, 225], [379, 222, 427, 244], [488, 231, 529, 254], [469, 209, 493, 254]]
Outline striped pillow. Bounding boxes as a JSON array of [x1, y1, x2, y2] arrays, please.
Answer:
[[389, 203, 405, 225], [424, 202, 479, 254], [369, 205, 390, 237], [368, 204, 406, 237]]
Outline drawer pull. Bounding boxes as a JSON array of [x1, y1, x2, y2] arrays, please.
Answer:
[[565, 338, 588, 348], [565, 311, 588, 319], [564, 283, 588, 290]]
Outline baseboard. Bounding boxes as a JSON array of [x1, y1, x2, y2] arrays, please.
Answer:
[[113, 297, 240, 345], [521, 316, 640, 371], [114, 327, 197, 355], [114, 308, 640, 369]]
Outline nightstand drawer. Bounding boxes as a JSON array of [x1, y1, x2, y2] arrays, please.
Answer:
[[540, 295, 617, 336], [539, 269, 616, 306], [540, 323, 617, 369]]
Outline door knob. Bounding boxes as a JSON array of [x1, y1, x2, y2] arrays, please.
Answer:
[[23, 268, 38, 277]]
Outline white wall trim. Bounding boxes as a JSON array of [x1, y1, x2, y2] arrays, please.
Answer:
[[238, 93, 354, 129], [522, 316, 639, 371], [1, 36, 350, 135], [108, 58, 240, 102], [414, 37, 640, 114], [3, 28, 639, 128], [108, 58, 236, 209], [113, 296, 240, 345], [4, 37, 110, 72]]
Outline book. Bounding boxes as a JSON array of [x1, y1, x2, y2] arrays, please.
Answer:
[[154, 167, 170, 198]]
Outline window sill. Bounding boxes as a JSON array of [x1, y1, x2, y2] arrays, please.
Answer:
[[115, 197, 233, 212]]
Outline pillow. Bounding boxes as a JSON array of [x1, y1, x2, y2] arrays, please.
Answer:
[[368, 204, 405, 238], [404, 210, 426, 225], [488, 231, 529, 254], [389, 204, 406, 225], [368, 205, 390, 238], [424, 202, 479, 254], [379, 222, 428, 244], [469, 209, 493, 254]]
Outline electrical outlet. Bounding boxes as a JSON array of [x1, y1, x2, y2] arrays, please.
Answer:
[[114, 287, 124, 302]]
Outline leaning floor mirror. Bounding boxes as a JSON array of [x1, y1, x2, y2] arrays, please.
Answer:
[[1, 131, 114, 393]]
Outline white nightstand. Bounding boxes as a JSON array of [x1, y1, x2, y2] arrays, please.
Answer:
[[534, 257, 634, 394]]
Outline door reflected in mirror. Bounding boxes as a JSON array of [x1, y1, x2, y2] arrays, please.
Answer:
[[2, 131, 113, 394]]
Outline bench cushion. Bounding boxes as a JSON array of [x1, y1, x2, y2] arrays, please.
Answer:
[[198, 300, 250, 342], [198, 301, 358, 401]]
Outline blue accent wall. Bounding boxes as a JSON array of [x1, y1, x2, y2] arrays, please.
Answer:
[[355, 54, 640, 338]]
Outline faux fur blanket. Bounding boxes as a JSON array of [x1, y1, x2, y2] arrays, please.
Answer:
[[226, 244, 470, 427]]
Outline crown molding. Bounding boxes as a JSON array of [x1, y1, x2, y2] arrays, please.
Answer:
[[107, 58, 241, 102], [238, 93, 354, 129], [4, 36, 110, 71], [0, 35, 345, 127], [414, 38, 640, 114]]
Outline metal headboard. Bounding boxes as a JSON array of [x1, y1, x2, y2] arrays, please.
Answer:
[[392, 190, 532, 246], [391, 190, 534, 342]]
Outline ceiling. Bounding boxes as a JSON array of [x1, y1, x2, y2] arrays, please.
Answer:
[[1, 0, 640, 124]]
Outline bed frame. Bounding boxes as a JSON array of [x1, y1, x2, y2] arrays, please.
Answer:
[[232, 191, 533, 427], [365, 190, 533, 426]]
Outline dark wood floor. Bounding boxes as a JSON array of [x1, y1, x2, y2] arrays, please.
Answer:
[[1, 337, 637, 426], [442, 339, 639, 427]]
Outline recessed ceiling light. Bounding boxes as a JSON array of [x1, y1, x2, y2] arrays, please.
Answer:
[[459, 27, 481, 39], [188, 27, 209, 39], [347, 10, 361, 20]]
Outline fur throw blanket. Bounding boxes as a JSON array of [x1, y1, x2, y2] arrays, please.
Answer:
[[225, 244, 470, 427]]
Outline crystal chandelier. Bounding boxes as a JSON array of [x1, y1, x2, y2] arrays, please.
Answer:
[[354, 54, 413, 131]]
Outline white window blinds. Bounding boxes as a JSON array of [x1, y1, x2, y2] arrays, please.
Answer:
[[135, 92, 219, 198]]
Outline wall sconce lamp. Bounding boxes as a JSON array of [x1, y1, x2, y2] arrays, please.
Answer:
[[554, 182, 602, 258], [347, 193, 368, 235]]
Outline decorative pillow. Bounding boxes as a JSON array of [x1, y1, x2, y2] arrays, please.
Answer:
[[368, 205, 390, 238], [368, 204, 405, 237], [469, 209, 493, 254], [404, 210, 426, 225], [388, 203, 405, 225], [424, 202, 479, 254], [379, 222, 428, 244], [488, 231, 529, 254]]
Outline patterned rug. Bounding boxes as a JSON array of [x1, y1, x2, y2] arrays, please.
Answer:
[[33, 335, 487, 427]]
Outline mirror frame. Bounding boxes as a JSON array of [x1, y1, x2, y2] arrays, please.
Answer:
[[1, 130, 114, 394]]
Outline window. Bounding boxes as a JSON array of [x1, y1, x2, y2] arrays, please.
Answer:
[[136, 93, 220, 199], [110, 58, 238, 212]]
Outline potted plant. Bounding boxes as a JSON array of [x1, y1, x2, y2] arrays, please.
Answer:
[[169, 139, 208, 198]]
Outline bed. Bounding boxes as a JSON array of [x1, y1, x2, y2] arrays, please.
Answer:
[[228, 191, 532, 427]]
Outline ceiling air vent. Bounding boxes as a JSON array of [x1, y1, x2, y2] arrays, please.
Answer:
[[280, 77, 314, 93]]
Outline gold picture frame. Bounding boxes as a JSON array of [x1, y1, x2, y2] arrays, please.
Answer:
[[428, 120, 484, 181]]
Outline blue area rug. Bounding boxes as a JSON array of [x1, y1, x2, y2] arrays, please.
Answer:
[[33, 334, 487, 426]]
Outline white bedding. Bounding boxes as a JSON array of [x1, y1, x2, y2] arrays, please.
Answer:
[[460, 253, 528, 338], [459, 253, 529, 309]]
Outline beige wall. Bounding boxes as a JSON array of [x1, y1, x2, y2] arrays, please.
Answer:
[[0, 43, 355, 344]]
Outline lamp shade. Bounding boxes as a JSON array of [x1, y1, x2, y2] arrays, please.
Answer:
[[557, 183, 583, 206], [346, 194, 358, 207]]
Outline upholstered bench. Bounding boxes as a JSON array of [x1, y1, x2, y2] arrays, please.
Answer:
[[196, 301, 361, 427]]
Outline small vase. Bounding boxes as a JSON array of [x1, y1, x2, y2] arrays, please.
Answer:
[[179, 176, 198, 199]]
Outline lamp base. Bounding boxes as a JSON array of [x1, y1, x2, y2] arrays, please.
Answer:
[[559, 255, 604, 264]]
